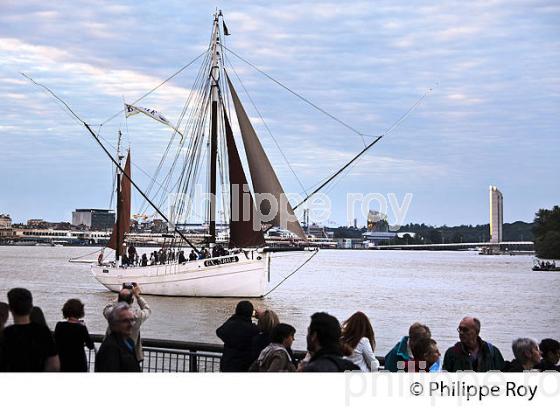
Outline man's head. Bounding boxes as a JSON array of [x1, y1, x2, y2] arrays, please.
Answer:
[[512, 338, 541, 369], [7, 288, 33, 317], [306, 312, 341, 354], [408, 322, 431, 345], [108, 302, 135, 338], [458, 316, 480, 348], [235, 300, 254, 319], [271, 323, 296, 349], [118, 288, 134, 305], [539, 338, 560, 366]]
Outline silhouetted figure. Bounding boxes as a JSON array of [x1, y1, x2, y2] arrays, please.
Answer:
[[178, 251, 186, 264], [2, 288, 59, 371], [54, 299, 94, 372], [535, 338, 560, 371], [216, 301, 259, 372]]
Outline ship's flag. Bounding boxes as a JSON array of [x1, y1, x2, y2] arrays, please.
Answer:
[[223, 21, 230, 36], [125, 103, 184, 140]]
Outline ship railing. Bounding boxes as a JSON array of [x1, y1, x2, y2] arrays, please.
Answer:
[[87, 334, 384, 372]]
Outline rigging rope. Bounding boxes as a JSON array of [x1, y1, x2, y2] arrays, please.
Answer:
[[222, 46, 372, 144], [68, 247, 105, 262], [293, 86, 434, 209], [100, 50, 209, 126], [263, 248, 319, 297]]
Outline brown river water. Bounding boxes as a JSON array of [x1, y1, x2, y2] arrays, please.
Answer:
[[0, 246, 558, 359]]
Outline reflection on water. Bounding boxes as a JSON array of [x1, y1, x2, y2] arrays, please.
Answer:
[[0, 246, 558, 359]]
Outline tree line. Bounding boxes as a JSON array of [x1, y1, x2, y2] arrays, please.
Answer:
[[533, 206, 560, 259]]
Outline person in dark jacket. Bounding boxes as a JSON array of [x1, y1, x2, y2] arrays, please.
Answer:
[[95, 302, 140, 372], [2, 288, 59, 372], [443, 317, 504, 372], [0, 302, 9, 371], [535, 338, 560, 371], [384, 322, 431, 372], [178, 251, 186, 264], [301, 312, 359, 372], [54, 298, 94, 372], [216, 300, 259, 372], [30, 306, 49, 329], [503, 338, 541, 372], [0, 302, 8, 333]]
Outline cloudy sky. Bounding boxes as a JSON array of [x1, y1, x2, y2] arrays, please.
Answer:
[[1, 0, 558, 227]]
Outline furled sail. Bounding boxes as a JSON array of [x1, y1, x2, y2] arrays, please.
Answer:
[[226, 74, 307, 240], [107, 150, 132, 251], [223, 108, 266, 248]]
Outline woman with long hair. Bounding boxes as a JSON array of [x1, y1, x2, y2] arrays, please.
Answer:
[[250, 309, 280, 363], [341, 311, 379, 372]]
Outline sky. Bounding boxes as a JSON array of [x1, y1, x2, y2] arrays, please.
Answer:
[[0, 0, 559, 227]]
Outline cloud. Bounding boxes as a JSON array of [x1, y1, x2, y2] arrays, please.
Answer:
[[446, 93, 484, 105], [0, 0, 558, 225], [0, 37, 196, 121]]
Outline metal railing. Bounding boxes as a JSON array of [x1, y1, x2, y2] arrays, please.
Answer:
[[88, 334, 227, 372], [87, 334, 384, 372]]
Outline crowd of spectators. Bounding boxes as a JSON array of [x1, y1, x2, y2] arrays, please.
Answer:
[[0, 288, 559, 373]]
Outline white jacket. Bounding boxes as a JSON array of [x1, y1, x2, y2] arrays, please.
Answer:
[[344, 337, 379, 372]]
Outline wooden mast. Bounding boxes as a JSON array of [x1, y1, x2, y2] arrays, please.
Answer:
[[208, 11, 221, 243]]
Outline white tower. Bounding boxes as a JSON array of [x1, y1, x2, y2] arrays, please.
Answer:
[[489, 186, 503, 243]]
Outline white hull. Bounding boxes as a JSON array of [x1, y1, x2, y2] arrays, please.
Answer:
[[91, 251, 270, 297]]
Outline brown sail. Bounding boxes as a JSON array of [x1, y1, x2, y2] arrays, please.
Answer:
[[223, 108, 266, 248], [107, 150, 132, 252], [226, 74, 307, 240]]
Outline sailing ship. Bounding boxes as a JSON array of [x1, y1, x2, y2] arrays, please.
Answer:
[[57, 11, 394, 297], [91, 12, 311, 297]]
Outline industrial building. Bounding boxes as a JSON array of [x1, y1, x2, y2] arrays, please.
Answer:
[[72, 209, 115, 230]]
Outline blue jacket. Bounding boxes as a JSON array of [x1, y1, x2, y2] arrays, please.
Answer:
[[384, 336, 411, 372]]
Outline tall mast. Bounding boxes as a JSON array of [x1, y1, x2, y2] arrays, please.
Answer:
[[115, 130, 123, 263], [208, 11, 221, 243]]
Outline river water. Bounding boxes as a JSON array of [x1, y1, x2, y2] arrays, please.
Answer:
[[0, 246, 558, 359]]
